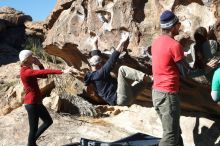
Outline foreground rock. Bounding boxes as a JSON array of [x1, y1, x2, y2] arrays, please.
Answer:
[[0, 105, 219, 146]]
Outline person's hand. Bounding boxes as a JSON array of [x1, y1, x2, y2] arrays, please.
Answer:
[[62, 67, 73, 74], [63, 66, 83, 75], [91, 36, 98, 45], [90, 36, 98, 45], [90, 36, 99, 50], [184, 52, 188, 57], [208, 25, 215, 35], [32, 57, 42, 66], [70, 67, 83, 75], [116, 32, 130, 52], [143, 74, 153, 82], [120, 31, 130, 43], [205, 57, 219, 72], [206, 57, 219, 68]]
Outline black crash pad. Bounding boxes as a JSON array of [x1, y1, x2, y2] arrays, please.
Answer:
[[63, 132, 160, 146]]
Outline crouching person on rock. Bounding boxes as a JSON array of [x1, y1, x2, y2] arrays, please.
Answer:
[[19, 50, 74, 146], [84, 33, 152, 106]]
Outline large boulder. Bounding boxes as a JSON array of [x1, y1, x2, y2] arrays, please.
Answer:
[[0, 7, 32, 47], [0, 7, 32, 65], [42, 0, 220, 116], [0, 7, 32, 27]]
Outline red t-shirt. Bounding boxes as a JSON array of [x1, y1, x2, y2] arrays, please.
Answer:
[[20, 65, 63, 104], [151, 35, 184, 93]]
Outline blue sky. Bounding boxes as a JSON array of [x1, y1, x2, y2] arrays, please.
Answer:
[[0, 0, 57, 21]]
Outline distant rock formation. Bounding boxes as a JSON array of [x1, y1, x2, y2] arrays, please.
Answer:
[[0, 7, 32, 65], [0, 6, 46, 65]]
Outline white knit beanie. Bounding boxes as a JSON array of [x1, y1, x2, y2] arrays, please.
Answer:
[[89, 55, 102, 66], [19, 50, 33, 62]]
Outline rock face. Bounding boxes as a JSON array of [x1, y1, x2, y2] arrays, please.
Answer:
[[43, 0, 218, 64], [0, 7, 46, 65], [24, 21, 45, 40], [43, 0, 220, 116], [0, 7, 32, 48], [0, 7, 32, 65], [0, 1, 220, 146]]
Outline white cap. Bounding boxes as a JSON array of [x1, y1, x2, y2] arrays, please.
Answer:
[[89, 55, 102, 66], [19, 50, 33, 62]]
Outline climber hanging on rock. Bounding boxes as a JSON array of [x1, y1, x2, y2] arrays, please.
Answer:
[[84, 31, 152, 106]]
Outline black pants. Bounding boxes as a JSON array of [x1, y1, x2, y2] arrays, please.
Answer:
[[25, 104, 53, 146]]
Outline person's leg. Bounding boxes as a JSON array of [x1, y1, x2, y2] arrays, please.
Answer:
[[131, 80, 152, 97], [152, 90, 181, 146], [152, 90, 164, 120], [116, 65, 146, 105], [35, 104, 53, 141], [25, 104, 39, 146]]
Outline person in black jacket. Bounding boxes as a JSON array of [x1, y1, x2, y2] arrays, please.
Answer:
[[84, 33, 152, 106]]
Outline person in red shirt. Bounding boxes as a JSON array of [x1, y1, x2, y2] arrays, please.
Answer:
[[151, 10, 218, 146], [19, 50, 73, 146], [151, 10, 184, 146]]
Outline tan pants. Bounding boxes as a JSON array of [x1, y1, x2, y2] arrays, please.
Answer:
[[116, 65, 146, 106]]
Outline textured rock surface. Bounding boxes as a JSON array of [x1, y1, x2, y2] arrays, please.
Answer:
[[42, 0, 220, 116], [0, 6, 32, 47], [43, 0, 218, 62], [0, 1, 220, 146], [0, 7, 32, 65], [24, 21, 45, 39]]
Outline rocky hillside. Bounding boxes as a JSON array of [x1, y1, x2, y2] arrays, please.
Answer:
[[0, 0, 220, 146]]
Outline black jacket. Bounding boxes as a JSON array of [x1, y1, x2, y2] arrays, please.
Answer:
[[84, 51, 120, 105]]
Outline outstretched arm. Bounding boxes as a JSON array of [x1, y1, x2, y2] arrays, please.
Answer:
[[176, 55, 220, 78], [176, 59, 204, 78], [101, 32, 130, 73], [24, 68, 63, 78]]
